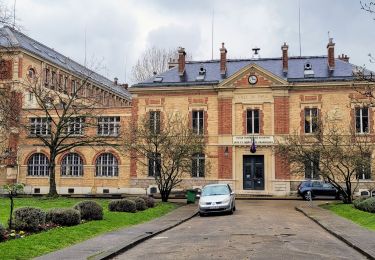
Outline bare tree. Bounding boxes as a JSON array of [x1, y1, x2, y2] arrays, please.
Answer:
[[131, 46, 192, 82], [122, 113, 206, 202], [22, 71, 113, 197], [276, 116, 373, 204]]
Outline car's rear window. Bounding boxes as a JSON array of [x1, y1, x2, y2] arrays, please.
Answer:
[[202, 185, 230, 196]]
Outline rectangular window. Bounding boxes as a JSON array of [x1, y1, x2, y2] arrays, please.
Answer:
[[192, 110, 204, 135], [29, 118, 51, 136], [148, 153, 161, 177], [304, 153, 320, 179], [149, 111, 160, 134], [356, 154, 371, 180], [247, 109, 260, 134], [192, 153, 205, 177], [44, 68, 50, 84], [64, 77, 68, 92], [71, 80, 76, 96], [97, 116, 120, 136], [51, 71, 56, 89], [28, 92, 33, 101], [64, 117, 84, 136], [304, 108, 318, 133], [355, 107, 369, 134]]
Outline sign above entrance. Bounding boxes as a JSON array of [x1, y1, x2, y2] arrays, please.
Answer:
[[233, 136, 274, 146]]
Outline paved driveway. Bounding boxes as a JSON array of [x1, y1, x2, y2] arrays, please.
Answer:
[[115, 200, 365, 260]]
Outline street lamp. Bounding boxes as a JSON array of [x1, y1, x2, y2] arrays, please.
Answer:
[[224, 146, 229, 157]]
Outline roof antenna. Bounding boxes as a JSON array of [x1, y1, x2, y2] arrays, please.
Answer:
[[84, 26, 87, 67], [298, 0, 302, 57], [12, 0, 16, 28], [211, 9, 214, 60]]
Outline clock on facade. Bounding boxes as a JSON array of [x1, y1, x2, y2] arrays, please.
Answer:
[[248, 75, 258, 85]]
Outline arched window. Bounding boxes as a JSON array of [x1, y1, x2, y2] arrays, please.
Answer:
[[95, 153, 118, 177], [61, 153, 83, 177], [192, 153, 205, 177], [28, 68, 36, 78], [27, 153, 49, 176]]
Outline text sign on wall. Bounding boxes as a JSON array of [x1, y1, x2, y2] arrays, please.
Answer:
[[232, 136, 274, 146]]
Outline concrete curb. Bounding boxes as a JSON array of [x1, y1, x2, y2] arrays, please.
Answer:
[[295, 206, 374, 260], [89, 210, 198, 260]]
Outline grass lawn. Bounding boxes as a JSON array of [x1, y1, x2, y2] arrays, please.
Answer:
[[0, 197, 177, 260], [321, 202, 375, 230]]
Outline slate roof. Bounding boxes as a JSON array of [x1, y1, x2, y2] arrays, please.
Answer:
[[133, 56, 362, 88], [0, 26, 131, 99]]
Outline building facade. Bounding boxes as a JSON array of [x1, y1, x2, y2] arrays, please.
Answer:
[[0, 26, 374, 196], [0, 26, 133, 195], [130, 42, 375, 196]]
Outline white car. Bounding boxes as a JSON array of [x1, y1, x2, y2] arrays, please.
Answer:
[[198, 184, 236, 216]]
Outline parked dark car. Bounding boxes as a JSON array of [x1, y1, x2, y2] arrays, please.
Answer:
[[297, 181, 340, 200]]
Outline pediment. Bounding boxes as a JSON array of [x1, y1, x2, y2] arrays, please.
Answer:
[[218, 64, 287, 89]]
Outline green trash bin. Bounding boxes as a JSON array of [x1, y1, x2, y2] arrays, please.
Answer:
[[186, 189, 197, 204]]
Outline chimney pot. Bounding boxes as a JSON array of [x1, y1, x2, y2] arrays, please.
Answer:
[[220, 42, 227, 76], [124, 83, 128, 90], [114, 77, 118, 85], [178, 47, 186, 77], [281, 42, 289, 74], [327, 38, 335, 71]]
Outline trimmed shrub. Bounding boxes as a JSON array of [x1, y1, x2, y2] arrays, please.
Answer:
[[46, 208, 81, 226], [108, 199, 121, 212], [0, 224, 6, 242], [353, 197, 367, 209], [357, 197, 375, 213], [134, 197, 147, 211], [114, 199, 137, 213], [13, 207, 45, 231], [74, 201, 103, 220], [141, 196, 155, 208]]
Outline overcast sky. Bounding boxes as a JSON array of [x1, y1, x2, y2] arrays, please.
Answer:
[[9, 0, 375, 84]]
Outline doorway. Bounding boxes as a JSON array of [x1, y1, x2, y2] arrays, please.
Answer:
[[243, 155, 264, 190]]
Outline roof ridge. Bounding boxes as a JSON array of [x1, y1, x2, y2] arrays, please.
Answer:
[[185, 55, 331, 64]]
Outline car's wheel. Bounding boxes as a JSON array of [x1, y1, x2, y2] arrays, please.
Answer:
[[199, 212, 205, 217], [233, 204, 236, 212], [303, 191, 312, 200]]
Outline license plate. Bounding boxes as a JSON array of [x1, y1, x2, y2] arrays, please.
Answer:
[[209, 205, 221, 209]]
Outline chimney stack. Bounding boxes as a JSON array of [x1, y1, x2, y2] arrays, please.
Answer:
[[327, 38, 335, 71], [178, 47, 186, 76], [220, 42, 227, 76], [123, 83, 128, 90], [338, 54, 349, 62], [281, 42, 289, 74], [114, 77, 118, 85]]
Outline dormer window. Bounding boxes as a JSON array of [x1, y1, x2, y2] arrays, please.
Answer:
[[304, 61, 315, 78], [196, 65, 206, 81]]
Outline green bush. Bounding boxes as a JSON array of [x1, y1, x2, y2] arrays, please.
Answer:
[[141, 196, 155, 208], [108, 199, 120, 212], [74, 201, 103, 220], [358, 197, 375, 213], [110, 199, 136, 213], [0, 224, 6, 242], [353, 197, 367, 209], [13, 207, 45, 231], [46, 208, 81, 226], [133, 197, 147, 211]]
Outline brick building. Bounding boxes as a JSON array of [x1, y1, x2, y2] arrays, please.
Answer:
[[0, 25, 374, 196], [131, 42, 374, 196], [0, 26, 132, 194]]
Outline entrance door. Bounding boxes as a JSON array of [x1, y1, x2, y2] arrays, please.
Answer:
[[243, 155, 264, 190]]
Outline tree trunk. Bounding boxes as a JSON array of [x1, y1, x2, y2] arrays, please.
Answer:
[[8, 195, 14, 229], [48, 153, 58, 197]]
